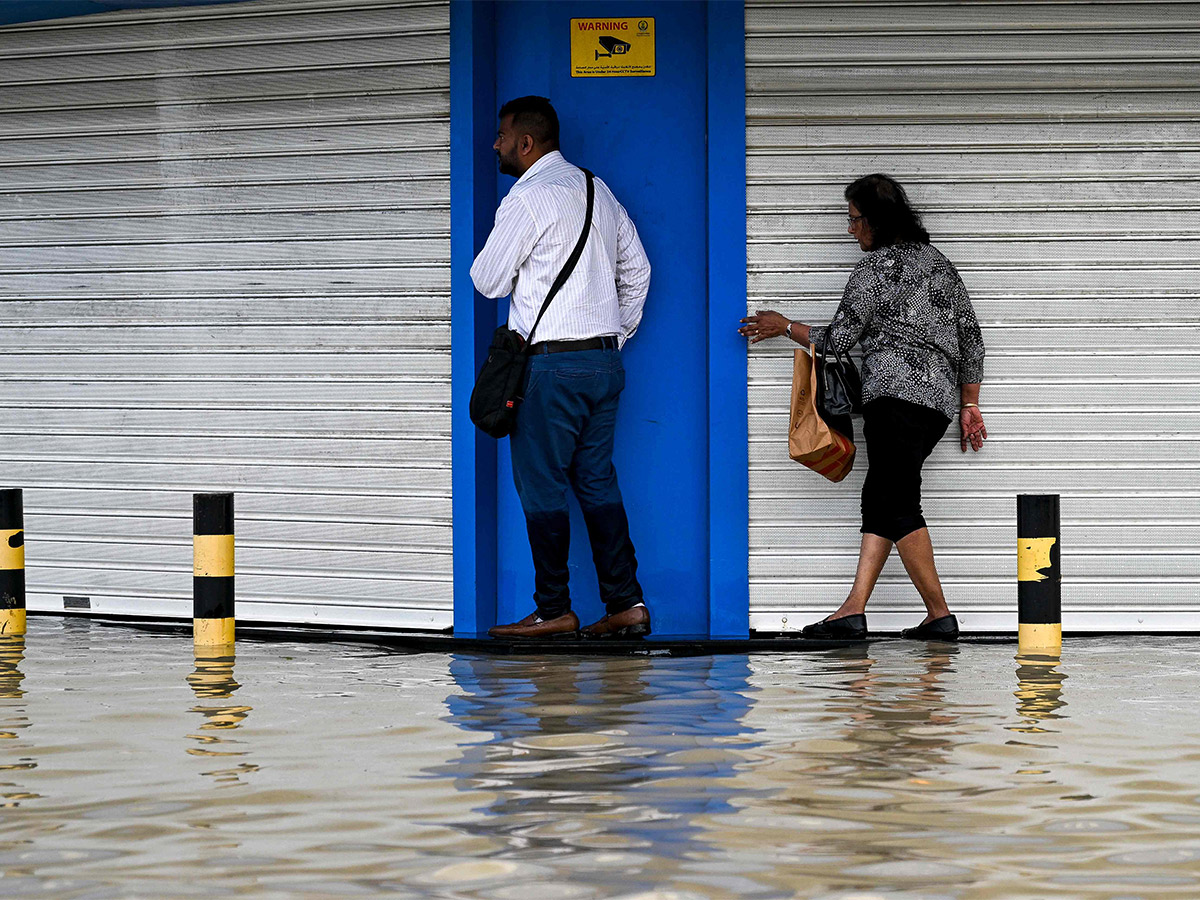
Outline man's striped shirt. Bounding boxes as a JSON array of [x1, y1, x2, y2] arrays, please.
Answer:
[[470, 151, 651, 347]]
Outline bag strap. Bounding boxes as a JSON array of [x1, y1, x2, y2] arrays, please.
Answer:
[[820, 326, 851, 367], [820, 327, 834, 360], [525, 168, 595, 349]]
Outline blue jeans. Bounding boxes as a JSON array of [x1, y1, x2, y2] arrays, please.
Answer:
[[510, 348, 643, 620]]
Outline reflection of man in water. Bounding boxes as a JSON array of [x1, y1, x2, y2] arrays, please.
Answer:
[[435, 655, 756, 887]]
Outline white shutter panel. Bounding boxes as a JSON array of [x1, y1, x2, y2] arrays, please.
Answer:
[[0, 0, 452, 630], [746, 1, 1200, 632]]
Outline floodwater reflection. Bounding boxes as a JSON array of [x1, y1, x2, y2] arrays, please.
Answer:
[[438, 654, 758, 894], [1011, 652, 1067, 733], [0, 634, 26, 700], [0, 634, 37, 809], [696, 645, 1002, 895], [4, 620, 1200, 899], [185, 652, 258, 785]]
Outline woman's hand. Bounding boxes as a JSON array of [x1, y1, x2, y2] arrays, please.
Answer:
[[960, 406, 987, 452], [739, 310, 792, 343]]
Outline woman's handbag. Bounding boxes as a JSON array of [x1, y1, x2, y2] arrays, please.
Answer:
[[789, 345, 855, 482], [815, 329, 862, 442], [469, 170, 595, 439]]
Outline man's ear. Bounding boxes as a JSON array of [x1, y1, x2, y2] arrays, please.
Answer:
[[519, 133, 535, 156]]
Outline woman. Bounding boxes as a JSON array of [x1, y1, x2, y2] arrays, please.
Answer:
[[739, 174, 986, 641]]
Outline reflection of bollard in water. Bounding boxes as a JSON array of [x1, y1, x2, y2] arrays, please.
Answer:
[[1011, 653, 1067, 733], [193, 493, 234, 652], [0, 635, 32, 762], [0, 489, 25, 637], [187, 652, 252, 767], [187, 653, 250, 732], [1017, 494, 1061, 652], [187, 652, 241, 701], [0, 635, 26, 699], [186, 652, 256, 786]]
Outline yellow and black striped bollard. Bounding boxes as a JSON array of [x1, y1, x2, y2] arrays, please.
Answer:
[[194, 493, 234, 651], [1017, 493, 1061, 653], [0, 489, 24, 637]]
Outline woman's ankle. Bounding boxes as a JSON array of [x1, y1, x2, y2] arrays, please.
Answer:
[[834, 600, 867, 618], [923, 604, 951, 623]]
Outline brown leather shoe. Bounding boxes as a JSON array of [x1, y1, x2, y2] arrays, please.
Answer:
[[581, 604, 651, 639], [488, 611, 579, 640]]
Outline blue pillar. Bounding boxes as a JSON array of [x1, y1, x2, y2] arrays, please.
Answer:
[[451, 0, 498, 636], [706, 0, 749, 637], [452, 1, 749, 638]]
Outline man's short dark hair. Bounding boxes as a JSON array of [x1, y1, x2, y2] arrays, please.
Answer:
[[499, 96, 560, 150]]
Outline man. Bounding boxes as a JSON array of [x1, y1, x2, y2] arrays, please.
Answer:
[[470, 96, 652, 639]]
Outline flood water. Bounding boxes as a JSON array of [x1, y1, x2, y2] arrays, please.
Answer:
[[2, 618, 1199, 898]]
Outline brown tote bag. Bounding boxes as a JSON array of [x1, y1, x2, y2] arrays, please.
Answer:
[[789, 345, 856, 482]]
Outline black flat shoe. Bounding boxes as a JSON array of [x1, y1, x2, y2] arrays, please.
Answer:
[[801, 613, 867, 640], [900, 614, 959, 641]]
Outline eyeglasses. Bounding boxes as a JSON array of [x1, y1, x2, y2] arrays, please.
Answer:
[[847, 214, 866, 227]]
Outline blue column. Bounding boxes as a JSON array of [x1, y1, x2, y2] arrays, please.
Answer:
[[452, 1, 749, 638], [706, 1, 749, 637], [450, 0, 498, 636]]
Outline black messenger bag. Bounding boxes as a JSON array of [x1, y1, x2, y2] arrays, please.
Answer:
[[469, 169, 595, 439]]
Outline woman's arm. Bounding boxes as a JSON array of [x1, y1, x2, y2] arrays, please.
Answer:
[[738, 310, 808, 344], [949, 263, 986, 452], [809, 259, 877, 352], [738, 257, 877, 347]]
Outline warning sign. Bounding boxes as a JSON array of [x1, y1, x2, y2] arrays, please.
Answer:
[[570, 17, 655, 78]]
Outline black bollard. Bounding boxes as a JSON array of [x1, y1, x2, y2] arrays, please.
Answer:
[[0, 489, 25, 637], [193, 493, 235, 651], [1017, 494, 1061, 652]]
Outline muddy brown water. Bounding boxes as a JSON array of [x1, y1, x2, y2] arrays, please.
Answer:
[[1, 617, 1198, 898]]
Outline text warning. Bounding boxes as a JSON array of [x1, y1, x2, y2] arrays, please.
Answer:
[[571, 17, 655, 78]]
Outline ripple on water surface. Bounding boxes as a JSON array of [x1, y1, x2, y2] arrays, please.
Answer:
[[1, 622, 1199, 898]]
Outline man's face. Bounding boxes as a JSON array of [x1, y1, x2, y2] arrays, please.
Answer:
[[494, 115, 524, 176]]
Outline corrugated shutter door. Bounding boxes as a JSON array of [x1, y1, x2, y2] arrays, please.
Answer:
[[0, 0, 452, 630], [746, 1, 1200, 632]]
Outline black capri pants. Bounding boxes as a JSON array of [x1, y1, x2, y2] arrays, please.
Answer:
[[860, 397, 951, 543]]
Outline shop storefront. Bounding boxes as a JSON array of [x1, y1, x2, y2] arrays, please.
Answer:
[[2, 0, 1197, 635]]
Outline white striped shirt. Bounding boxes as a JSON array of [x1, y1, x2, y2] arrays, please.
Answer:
[[470, 151, 651, 347]]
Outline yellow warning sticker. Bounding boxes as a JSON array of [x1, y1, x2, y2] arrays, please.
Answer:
[[0, 529, 22, 571], [1017, 537, 1057, 582], [571, 17, 655, 78]]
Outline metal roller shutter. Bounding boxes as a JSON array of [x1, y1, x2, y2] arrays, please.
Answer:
[[746, 1, 1200, 632], [0, 0, 452, 630]]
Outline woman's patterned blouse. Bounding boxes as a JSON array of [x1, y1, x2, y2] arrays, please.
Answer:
[[808, 242, 985, 423]]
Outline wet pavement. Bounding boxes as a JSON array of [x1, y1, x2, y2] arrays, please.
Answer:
[[1, 617, 1198, 898]]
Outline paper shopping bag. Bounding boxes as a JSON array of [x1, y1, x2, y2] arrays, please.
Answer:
[[789, 345, 855, 482]]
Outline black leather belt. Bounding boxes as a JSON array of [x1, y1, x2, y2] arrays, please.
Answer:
[[529, 335, 619, 354]]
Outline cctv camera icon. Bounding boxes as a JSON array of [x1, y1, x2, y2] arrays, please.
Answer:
[[596, 35, 631, 60]]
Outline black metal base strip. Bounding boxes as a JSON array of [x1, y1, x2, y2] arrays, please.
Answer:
[[25, 611, 1017, 656]]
